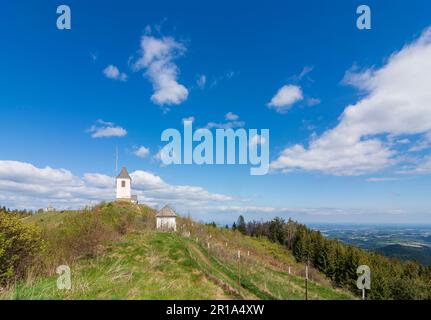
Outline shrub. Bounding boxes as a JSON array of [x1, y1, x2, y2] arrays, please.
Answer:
[[45, 209, 118, 265], [0, 212, 44, 286]]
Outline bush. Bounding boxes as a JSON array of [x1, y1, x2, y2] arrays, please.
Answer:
[[0, 212, 44, 286], [45, 209, 119, 265], [44, 203, 154, 266], [1, 202, 157, 286]]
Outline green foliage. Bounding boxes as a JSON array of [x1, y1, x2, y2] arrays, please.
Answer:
[[43, 202, 155, 265], [0, 205, 33, 218], [0, 211, 45, 286], [245, 217, 431, 300], [0, 202, 156, 289], [237, 215, 246, 234]]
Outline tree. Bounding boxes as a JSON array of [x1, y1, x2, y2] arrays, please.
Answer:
[[237, 215, 246, 234], [268, 217, 285, 243]]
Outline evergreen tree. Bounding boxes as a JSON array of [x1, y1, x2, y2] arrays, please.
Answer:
[[237, 215, 246, 234]]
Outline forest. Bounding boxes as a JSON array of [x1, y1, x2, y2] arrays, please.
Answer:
[[233, 216, 431, 299]]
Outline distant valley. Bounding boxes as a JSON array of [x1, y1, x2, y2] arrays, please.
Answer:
[[311, 224, 431, 266]]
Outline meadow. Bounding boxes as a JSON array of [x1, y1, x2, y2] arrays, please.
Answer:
[[0, 202, 352, 300]]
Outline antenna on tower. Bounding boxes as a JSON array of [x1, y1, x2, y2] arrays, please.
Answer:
[[115, 146, 118, 176]]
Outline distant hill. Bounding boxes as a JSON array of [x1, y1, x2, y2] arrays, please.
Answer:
[[376, 244, 431, 266]]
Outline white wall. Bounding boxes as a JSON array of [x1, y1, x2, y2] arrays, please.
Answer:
[[156, 217, 176, 231], [116, 178, 131, 199]]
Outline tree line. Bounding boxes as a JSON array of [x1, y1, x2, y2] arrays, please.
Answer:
[[0, 205, 33, 217], [232, 215, 431, 300]]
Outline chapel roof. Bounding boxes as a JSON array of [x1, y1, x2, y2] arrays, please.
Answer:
[[156, 205, 177, 217], [116, 167, 131, 180]]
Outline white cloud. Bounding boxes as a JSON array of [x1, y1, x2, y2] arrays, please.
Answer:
[[196, 74, 206, 89], [103, 65, 127, 81], [204, 112, 244, 130], [249, 134, 266, 148], [134, 146, 150, 158], [182, 116, 195, 124], [205, 121, 244, 130], [132, 35, 188, 107], [290, 66, 314, 82], [267, 85, 303, 113], [0, 160, 234, 211], [0, 161, 79, 185], [88, 119, 127, 138], [0, 160, 420, 223], [225, 112, 239, 121], [398, 156, 431, 175], [341, 65, 374, 91], [83, 173, 114, 188], [271, 27, 431, 176]]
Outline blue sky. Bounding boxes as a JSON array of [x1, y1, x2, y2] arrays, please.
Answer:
[[1, 0, 431, 224]]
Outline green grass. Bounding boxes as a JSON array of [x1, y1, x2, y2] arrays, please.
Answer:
[[188, 240, 352, 300], [5, 232, 230, 300], [1, 203, 355, 300]]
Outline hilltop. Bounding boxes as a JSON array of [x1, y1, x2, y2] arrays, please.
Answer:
[[0, 202, 352, 300]]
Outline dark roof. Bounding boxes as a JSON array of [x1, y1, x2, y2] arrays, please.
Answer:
[[156, 205, 177, 217], [117, 167, 131, 180]]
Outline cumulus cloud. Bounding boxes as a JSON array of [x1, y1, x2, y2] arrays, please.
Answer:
[[205, 112, 244, 129], [132, 35, 188, 107], [271, 27, 431, 176], [88, 119, 127, 138], [0, 160, 234, 211], [0, 160, 418, 223], [103, 65, 127, 81], [134, 146, 150, 158], [267, 85, 303, 113]]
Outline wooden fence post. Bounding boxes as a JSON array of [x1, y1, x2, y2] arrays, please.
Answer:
[[305, 264, 308, 300], [237, 250, 241, 292]]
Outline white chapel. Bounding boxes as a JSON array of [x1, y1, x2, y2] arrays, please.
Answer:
[[116, 167, 138, 204], [156, 205, 177, 232]]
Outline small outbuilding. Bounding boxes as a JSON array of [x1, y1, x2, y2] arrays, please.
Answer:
[[156, 205, 177, 232]]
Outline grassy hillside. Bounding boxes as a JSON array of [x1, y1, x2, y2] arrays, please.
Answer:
[[0, 203, 353, 300]]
